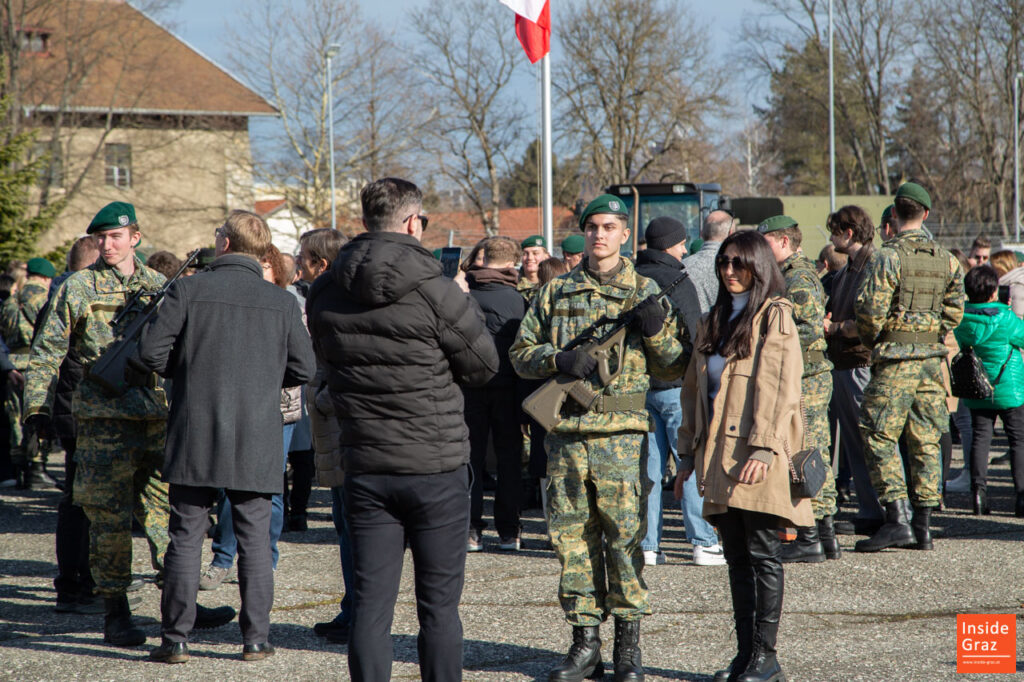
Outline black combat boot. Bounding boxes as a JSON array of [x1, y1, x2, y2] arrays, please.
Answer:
[[911, 506, 934, 550], [713, 616, 754, 682], [736, 624, 783, 682], [103, 594, 146, 647], [972, 485, 990, 515], [853, 499, 914, 552], [817, 515, 841, 560], [738, 524, 785, 682], [714, 553, 756, 682], [548, 625, 604, 682], [612, 618, 643, 681], [779, 524, 824, 564]]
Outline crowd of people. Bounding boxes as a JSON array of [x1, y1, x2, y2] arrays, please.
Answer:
[[1, 176, 1022, 682]]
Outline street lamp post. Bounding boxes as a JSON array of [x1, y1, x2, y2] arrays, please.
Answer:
[[326, 43, 341, 232], [1015, 71, 1023, 242], [828, 0, 836, 214]]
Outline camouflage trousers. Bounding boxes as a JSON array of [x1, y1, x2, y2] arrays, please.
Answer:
[[4, 388, 41, 467], [858, 357, 945, 507], [804, 369, 837, 519], [74, 418, 170, 596], [544, 431, 650, 626]]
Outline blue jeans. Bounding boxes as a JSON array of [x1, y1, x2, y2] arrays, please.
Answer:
[[211, 423, 294, 570], [330, 485, 354, 625], [643, 389, 718, 551]]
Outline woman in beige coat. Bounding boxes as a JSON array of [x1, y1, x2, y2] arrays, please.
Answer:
[[675, 230, 811, 682]]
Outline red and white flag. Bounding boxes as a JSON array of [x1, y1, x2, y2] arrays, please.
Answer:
[[499, 0, 550, 64]]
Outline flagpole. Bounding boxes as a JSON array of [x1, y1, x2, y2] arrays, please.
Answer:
[[541, 53, 553, 251]]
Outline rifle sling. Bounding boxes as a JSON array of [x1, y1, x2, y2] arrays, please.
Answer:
[[590, 392, 648, 413]]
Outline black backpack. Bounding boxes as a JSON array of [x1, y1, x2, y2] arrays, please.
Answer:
[[950, 347, 1010, 400]]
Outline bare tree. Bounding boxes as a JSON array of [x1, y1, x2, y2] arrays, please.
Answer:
[[555, 0, 720, 189], [410, 0, 523, 236], [227, 0, 427, 234]]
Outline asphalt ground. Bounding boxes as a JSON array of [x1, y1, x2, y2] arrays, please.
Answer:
[[2, 441, 1023, 681]]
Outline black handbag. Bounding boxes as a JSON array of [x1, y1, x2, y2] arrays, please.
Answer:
[[950, 347, 1010, 400], [788, 447, 827, 499]]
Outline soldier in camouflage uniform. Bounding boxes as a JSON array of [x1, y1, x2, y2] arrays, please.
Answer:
[[759, 216, 841, 564], [1, 257, 55, 488], [24, 202, 234, 646], [517, 234, 549, 304], [510, 194, 687, 682], [853, 183, 965, 553]]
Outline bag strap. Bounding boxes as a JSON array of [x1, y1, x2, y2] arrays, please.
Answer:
[[993, 348, 1013, 385]]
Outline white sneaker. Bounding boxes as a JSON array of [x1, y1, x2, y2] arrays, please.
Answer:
[[694, 543, 727, 566], [945, 469, 971, 493], [643, 550, 666, 566], [0, 478, 16, 488]]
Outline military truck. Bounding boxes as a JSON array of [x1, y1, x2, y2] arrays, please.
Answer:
[[603, 182, 726, 255]]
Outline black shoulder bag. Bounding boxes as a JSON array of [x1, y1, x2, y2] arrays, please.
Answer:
[[950, 347, 1011, 401]]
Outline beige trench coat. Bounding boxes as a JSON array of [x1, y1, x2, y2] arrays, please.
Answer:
[[678, 297, 813, 528]]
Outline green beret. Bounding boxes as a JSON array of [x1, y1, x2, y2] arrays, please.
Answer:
[[521, 234, 546, 249], [895, 182, 931, 210], [432, 248, 442, 260], [756, 215, 798, 234], [880, 204, 894, 227], [87, 201, 137, 234], [578, 194, 629, 230], [26, 257, 56, 278], [689, 238, 704, 253], [560, 234, 585, 254]]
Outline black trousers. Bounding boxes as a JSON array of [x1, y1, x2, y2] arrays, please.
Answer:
[[162, 484, 273, 644], [286, 449, 315, 517], [464, 386, 522, 537], [345, 465, 469, 682], [54, 438, 94, 599], [711, 508, 785, 629], [970, 405, 1024, 492]]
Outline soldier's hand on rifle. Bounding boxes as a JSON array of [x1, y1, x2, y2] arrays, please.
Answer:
[[555, 350, 597, 379], [622, 295, 667, 337]]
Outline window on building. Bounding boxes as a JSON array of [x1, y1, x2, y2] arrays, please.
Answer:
[[32, 141, 63, 188], [17, 30, 50, 55], [104, 143, 132, 188]]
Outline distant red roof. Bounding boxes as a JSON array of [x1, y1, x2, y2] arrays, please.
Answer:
[[19, 0, 276, 116], [421, 206, 577, 250], [255, 199, 287, 216]]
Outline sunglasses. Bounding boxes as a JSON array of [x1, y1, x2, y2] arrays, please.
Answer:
[[404, 214, 429, 231], [715, 255, 748, 271]]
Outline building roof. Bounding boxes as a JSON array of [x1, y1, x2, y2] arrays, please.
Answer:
[[255, 199, 288, 216], [18, 0, 276, 117], [421, 206, 577, 251]]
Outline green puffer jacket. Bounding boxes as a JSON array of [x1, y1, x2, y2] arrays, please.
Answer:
[[953, 302, 1024, 410]]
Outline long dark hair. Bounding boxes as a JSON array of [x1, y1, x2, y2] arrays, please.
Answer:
[[698, 230, 785, 359]]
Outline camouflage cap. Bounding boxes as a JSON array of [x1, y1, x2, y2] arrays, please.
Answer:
[[895, 182, 931, 210], [880, 204, 894, 228], [578, 194, 629, 230], [87, 201, 137, 234], [756, 215, 799, 234], [521, 234, 546, 249], [560, 234, 585, 254], [26, 257, 56, 278]]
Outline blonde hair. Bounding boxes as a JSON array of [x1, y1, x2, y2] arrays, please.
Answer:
[[221, 210, 272, 259], [989, 250, 1017, 277]]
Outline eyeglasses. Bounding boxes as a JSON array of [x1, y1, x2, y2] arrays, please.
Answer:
[[716, 255, 748, 271], [214, 226, 226, 239], [404, 214, 429, 231]]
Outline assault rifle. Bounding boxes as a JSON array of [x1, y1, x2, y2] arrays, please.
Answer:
[[89, 250, 198, 396], [522, 272, 688, 432]]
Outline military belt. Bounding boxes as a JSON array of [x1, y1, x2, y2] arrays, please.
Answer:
[[879, 330, 943, 344], [591, 392, 648, 413], [802, 350, 825, 366]]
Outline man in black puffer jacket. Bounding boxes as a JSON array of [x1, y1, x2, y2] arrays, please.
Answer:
[[306, 177, 498, 682], [464, 236, 529, 552]]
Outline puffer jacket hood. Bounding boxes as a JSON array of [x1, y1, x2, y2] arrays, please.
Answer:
[[954, 301, 1024, 410], [332, 231, 440, 307]]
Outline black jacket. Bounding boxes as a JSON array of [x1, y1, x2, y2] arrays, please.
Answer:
[[306, 231, 498, 476], [466, 267, 527, 389], [136, 255, 316, 493], [635, 248, 692, 390]]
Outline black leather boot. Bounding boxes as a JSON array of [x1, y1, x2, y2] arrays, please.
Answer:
[[612, 619, 643, 681], [738, 525, 785, 682], [194, 603, 237, 629], [817, 515, 841, 560], [911, 506, 934, 550], [103, 595, 146, 647], [714, 551, 757, 682], [779, 524, 824, 564], [972, 485, 990, 515], [713, 616, 754, 682], [548, 625, 604, 682], [736, 624, 783, 682], [854, 499, 914, 552]]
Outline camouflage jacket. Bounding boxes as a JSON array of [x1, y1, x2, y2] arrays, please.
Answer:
[[779, 253, 832, 376], [24, 255, 168, 421], [510, 257, 688, 435], [516, 276, 539, 305], [0, 281, 49, 368], [854, 228, 965, 362]]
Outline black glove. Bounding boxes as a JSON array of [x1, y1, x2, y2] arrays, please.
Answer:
[[555, 350, 597, 379], [124, 354, 151, 388], [622, 295, 667, 337]]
